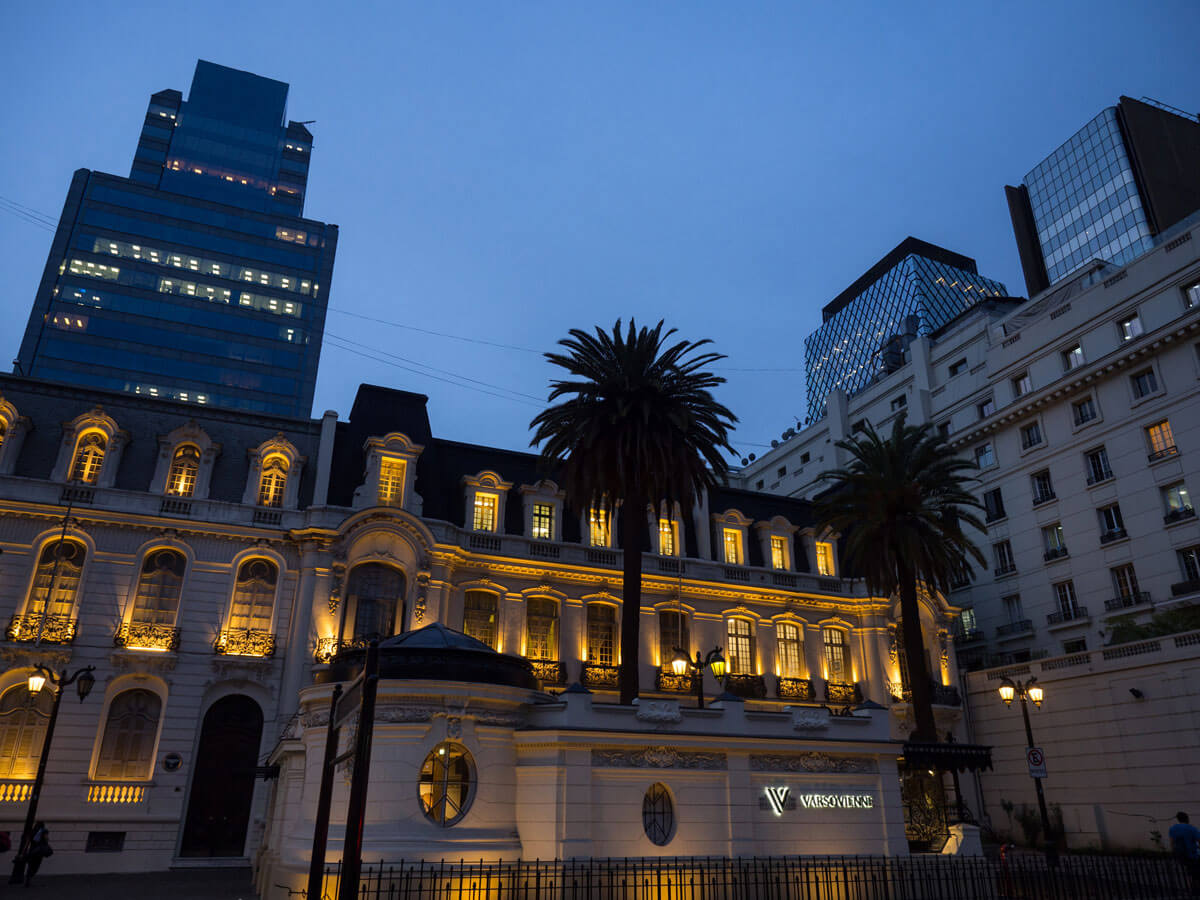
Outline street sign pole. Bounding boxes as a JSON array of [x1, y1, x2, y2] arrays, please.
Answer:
[[306, 683, 342, 900], [337, 641, 380, 900]]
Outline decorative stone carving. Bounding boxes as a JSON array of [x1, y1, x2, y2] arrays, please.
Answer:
[[0, 645, 72, 669], [888, 627, 898, 664], [473, 711, 524, 728], [939, 630, 949, 667], [791, 708, 830, 731], [749, 753, 877, 774], [446, 717, 462, 739], [375, 706, 435, 723], [591, 747, 727, 770], [635, 700, 682, 724], [210, 655, 275, 683], [109, 649, 179, 674]]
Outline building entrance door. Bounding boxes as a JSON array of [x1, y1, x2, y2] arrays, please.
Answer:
[[180, 694, 264, 857]]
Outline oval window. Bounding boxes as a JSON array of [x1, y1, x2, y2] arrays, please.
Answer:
[[642, 782, 675, 846], [419, 742, 473, 827]]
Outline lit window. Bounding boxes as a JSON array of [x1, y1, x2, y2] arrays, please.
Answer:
[[726, 618, 755, 675], [1163, 482, 1192, 516], [462, 591, 498, 649], [378, 458, 405, 506], [0, 686, 53, 779], [166, 445, 200, 497], [777, 623, 804, 679], [532, 503, 554, 540], [419, 742, 473, 827], [1119, 314, 1143, 341], [525, 598, 559, 661], [228, 559, 277, 633], [815, 541, 835, 576], [658, 518, 678, 556], [258, 456, 289, 507], [822, 628, 847, 682], [94, 690, 161, 780], [1042, 523, 1067, 554], [1061, 345, 1084, 371], [722, 528, 742, 565], [589, 507, 610, 547], [27, 541, 85, 619], [1146, 421, 1177, 460], [586, 604, 616, 665], [472, 493, 498, 532], [770, 535, 788, 570], [70, 432, 107, 484]]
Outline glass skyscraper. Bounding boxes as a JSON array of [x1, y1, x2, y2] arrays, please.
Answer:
[[1006, 97, 1200, 296], [803, 238, 1008, 421], [16, 60, 337, 418]]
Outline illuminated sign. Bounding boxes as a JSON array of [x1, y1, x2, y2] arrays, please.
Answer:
[[762, 786, 874, 815], [765, 786, 790, 816]]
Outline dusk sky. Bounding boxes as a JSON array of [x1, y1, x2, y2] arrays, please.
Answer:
[[2, 2, 1196, 460]]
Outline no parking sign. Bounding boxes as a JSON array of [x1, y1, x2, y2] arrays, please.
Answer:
[[1026, 747, 1047, 779]]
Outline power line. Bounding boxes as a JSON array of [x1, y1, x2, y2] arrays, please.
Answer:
[[0, 200, 56, 232], [327, 307, 542, 354], [0, 195, 57, 225]]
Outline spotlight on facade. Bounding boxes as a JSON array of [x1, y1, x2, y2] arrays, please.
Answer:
[[26, 671, 47, 695], [998, 682, 1015, 706]]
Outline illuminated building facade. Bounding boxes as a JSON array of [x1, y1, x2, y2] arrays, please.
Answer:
[[15, 60, 337, 418], [802, 238, 1009, 421], [0, 376, 964, 877]]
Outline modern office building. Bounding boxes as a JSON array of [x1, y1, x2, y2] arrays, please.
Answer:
[[1006, 96, 1200, 296], [14, 60, 338, 418], [802, 238, 1009, 421]]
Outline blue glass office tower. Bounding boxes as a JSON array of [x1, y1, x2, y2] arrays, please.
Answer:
[[15, 61, 337, 417], [1006, 97, 1200, 296], [803, 238, 1008, 421]]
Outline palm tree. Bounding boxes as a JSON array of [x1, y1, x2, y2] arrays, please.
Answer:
[[812, 415, 984, 742], [530, 320, 737, 705]]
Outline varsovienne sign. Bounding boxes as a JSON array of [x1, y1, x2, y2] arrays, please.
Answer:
[[763, 786, 875, 815]]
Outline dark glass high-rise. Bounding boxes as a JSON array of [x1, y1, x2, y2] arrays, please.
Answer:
[[15, 60, 338, 418]]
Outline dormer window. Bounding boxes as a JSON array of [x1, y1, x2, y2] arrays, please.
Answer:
[[722, 528, 743, 565], [354, 432, 423, 512], [770, 536, 788, 570], [589, 507, 611, 547], [258, 456, 289, 507], [520, 480, 564, 542], [815, 541, 836, 577], [71, 432, 106, 484], [473, 493, 499, 532], [166, 445, 200, 497], [532, 503, 554, 540], [658, 518, 678, 556], [378, 457, 405, 506]]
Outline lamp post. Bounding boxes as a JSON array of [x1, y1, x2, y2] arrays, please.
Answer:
[[9, 665, 96, 885], [671, 646, 726, 709], [998, 676, 1057, 867]]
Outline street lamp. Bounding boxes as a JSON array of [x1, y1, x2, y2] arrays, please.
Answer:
[[997, 676, 1057, 867], [9, 665, 96, 885], [672, 646, 726, 709]]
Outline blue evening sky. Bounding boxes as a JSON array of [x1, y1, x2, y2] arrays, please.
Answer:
[[1, 2, 1196, 459]]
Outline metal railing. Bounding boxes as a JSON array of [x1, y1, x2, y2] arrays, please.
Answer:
[[5, 612, 76, 644], [1046, 606, 1089, 625], [1043, 547, 1069, 562], [1164, 506, 1196, 524], [996, 619, 1033, 637], [320, 854, 1191, 900], [1104, 592, 1151, 612]]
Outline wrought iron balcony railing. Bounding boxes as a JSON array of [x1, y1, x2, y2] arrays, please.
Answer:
[[824, 681, 862, 705], [581, 663, 619, 687], [1172, 579, 1200, 598], [1032, 491, 1057, 507], [952, 628, 985, 644], [1086, 469, 1114, 485], [654, 669, 695, 693], [5, 612, 76, 644], [1046, 606, 1089, 625], [113, 622, 180, 652], [1099, 529, 1128, 545], [530, 659, 566, 686], [1104, 592, 1151, 612], [776, 676, 815, 701], [1164, 506, 1196, 525], [314, 636, 338, 663], [214, 628, 276, 657], [1043, 547, 1069, 562], [723, 673, 767, 699], [996, 619, 1033, 637], [1148, 446, 1179, 463], [994, 564, 1017, 577]]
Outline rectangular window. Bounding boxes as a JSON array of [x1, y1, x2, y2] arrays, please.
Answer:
[[1146, 420, 1177, 461], [1012, 372, 1032, 397], [586, 604, 616, 666], [1085, 447, 1113, 484], [1099, 503, 1125, 539], [977, 398, 995, 419], [722, 528, 742, 565], [983, 488, 1005, 522], [727, 618, 756, 675], [1163, 483, 1193, 519], [974, 443, 995, 468], [777, 623, 804, 679], [462, 591, 499, 649], [777, 465, 787, 478], [815, 541, 836, 576], [378, 458, 405, 506], [1063, 638, 1087, 654], [658, 518, 678, 556], [532, 503, 554, 540], [1061, 345, 1084, 371], [1179, 547, 1200, 583], [1131, 368, 1159, 398], [1073, 397, 1097, 425], [1002, 594, 1024, 625], [800, 452, 810, 464], [589, 507, 610, 547], [1020, 421, 1044, 450], [1185, 281, 1200, 310], [1031, 470, 1055, 505], [890, 394, 907, 412], [472, 492, 498, 532], [770, 535, 788, 570], [1042, 523, 1067, 556], [949, 358, 967, 377], [1112, 564, 1140, 601], [822, 628, 847, 682], [993, 540, 1016, 575], [1119, 313, 1144, 341], [658, 610, 689, 666], [525, 597, 559, 660], [1053, 580, 1079, 616]]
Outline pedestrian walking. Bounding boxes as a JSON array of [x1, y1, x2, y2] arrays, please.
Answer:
[[1170, 811, 1200, 896], [17, 822, 52, 887]]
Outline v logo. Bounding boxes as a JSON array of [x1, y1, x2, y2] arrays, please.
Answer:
[[765, 786, 790, 816]]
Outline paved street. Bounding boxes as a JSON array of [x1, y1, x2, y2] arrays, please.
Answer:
[[15, 867, 259, 899]]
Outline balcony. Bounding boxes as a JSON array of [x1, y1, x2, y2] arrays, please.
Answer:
[[996, 619, 1033, 638], [953, 628, 985, 644], [1043, 547, 1069, 562], [1164, 506, 1196, 525], [253, 509, 283, 526], [113, 622, 180, 652], [5, 613, 76, 644], [886, 681, 962, 707], [722, 566, 751, 583], [1105, 592, 1151, 612], [314, 636, 338, 663], [771, 572, 798, 588], [994, 564, 1017, 577], [1046, 606, 1090, 626], [214, 628, 276, 657], [1032, 491, 1057, 507], [723, 673, 767, 699], [1086, 470, 1114, 486], [528, 541, 560, 560], [0, 782, 32, 803], [777, 676, 815, 701], [655, 558, 685, 575], [1171, 579, 1200, 598], [1099, 528, 1128, 545], [654, 669, 695, 693], [468, 533, 502, 552], [159, 497, 193, 517], [531, 659, 566, 686], [86, 782, 147, 804], [581, 663, 619, 688], [824, 681, 862, 705], [60, 484, 95, 505], [1149, 446, 1179, 463], [585, 548, 617, 567]]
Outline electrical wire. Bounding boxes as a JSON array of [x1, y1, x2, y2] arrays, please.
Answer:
[[327, 307, 542, 354]]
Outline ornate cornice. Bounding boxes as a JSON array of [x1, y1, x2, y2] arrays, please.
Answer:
[[749, 752, 877, 774], [591, 746, 727, 770]]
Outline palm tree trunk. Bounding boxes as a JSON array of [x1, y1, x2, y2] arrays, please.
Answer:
[[619, 495, 645, 705], [898, 567, 938, 742]]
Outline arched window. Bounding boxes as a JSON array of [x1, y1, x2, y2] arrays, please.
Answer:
[[0, 685, 53, 779], [70, 431, 107, 484], [823, 627, 848, 682], [130, 550, 186, 626], [95, 689, 161, 780], [346, 563, 404, 642], [0, 419, 6, 453], [586, 604, 616, 666], [166, 445, 201, 497], [462, 591, 498, 649], [525, 598, 558, 660], [418, 742, 473, 827], [726, 618, 755, 675], [27, 540, 86, 618], [777, 622, 805, 679], [229, 559, 277, 632], [257, 455, 289, 507], [658, 610, 689, 666], [642, 783, 675, 846]]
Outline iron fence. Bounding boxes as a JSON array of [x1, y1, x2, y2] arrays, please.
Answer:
[[314, 853, 1192, 900]]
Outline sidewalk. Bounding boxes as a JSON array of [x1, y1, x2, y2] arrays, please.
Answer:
[[14, 867, 258, 899]]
